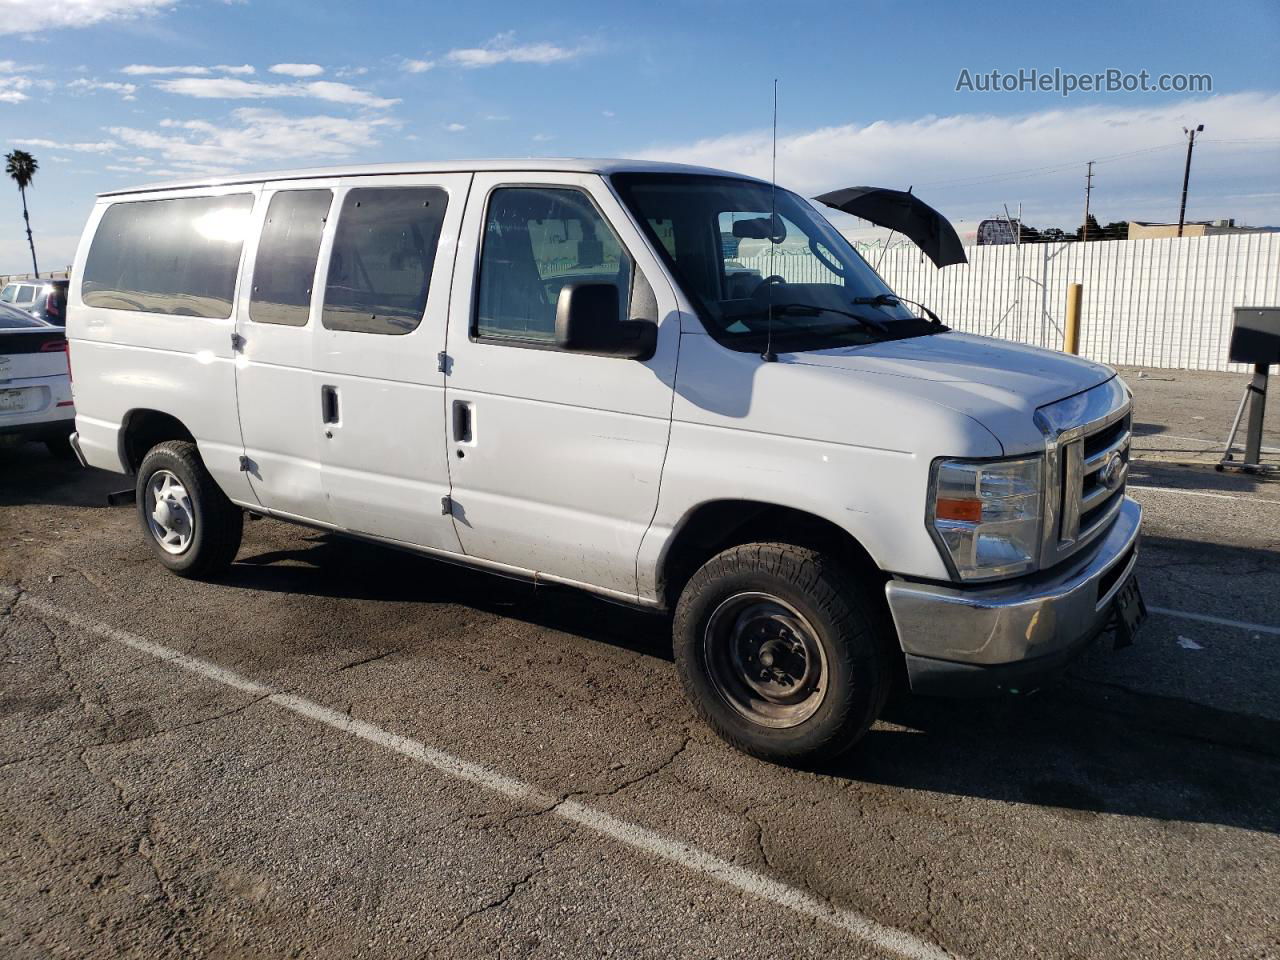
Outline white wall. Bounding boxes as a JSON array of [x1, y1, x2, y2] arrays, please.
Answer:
[[737, 232, 1280, 372]]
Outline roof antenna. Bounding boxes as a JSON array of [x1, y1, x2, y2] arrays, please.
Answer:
[[762, 78, 779, 363]]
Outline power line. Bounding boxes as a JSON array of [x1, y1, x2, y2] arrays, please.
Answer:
[[1199, 137, 1280, 144]]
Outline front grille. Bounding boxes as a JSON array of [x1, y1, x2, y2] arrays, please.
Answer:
[[1057, 411, 1129, 551], [1083, 414, 1129, 461], [1037, 378, 1132, 571]]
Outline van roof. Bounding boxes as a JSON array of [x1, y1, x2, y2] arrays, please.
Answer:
[[97, 158, 766, 197]]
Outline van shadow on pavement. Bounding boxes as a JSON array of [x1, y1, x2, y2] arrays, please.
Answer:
[[842, 686, 1280, 835], [227, 532, 673, 661], [225, 532, 1280, 836]]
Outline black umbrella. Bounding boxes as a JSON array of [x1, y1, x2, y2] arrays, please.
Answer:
[[813, 186, 968, 268]]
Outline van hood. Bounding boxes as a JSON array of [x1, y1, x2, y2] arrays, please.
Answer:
[[782, 331, 1116, 452]]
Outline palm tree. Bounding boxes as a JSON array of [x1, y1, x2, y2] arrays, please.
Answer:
[[5, 150, 39, 277]]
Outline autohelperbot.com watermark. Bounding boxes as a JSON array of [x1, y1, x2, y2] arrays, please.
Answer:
[[955, 67, 1212, 97]]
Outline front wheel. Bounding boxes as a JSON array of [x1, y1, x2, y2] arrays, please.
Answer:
[[135, 440, 243, 578], [673, 543, 894, 765]]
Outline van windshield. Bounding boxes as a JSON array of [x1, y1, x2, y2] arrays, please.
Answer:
[[612, 173, 942, 352]]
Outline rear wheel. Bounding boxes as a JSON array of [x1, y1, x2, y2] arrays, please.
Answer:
[[673, 542, 894, 764], [135, 440, 242, 577]]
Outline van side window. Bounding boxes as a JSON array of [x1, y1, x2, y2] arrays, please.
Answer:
[[81, 194, 254, 319], [476, 187, 632, 343], [250, 190, 332, 327], [321, 187, 447, 336]]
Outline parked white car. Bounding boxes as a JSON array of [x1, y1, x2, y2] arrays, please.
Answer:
[[0, 302, 75, 457], [65, 159, 1144, 762]]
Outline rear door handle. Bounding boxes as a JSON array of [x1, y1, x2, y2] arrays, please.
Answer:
[[321, 385, 340, 427]]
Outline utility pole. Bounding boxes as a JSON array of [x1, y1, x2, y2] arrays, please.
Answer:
[[1081, 161, 1094, 243], [1177, 123, 1204, 238]]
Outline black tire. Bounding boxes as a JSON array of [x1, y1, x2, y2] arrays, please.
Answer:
[[673, 542, 894, 765], [135, 440, 243, 578], [44, 432, 76, 460]]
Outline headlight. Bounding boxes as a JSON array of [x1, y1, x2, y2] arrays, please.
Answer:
[[929, 456, 1043, 581]]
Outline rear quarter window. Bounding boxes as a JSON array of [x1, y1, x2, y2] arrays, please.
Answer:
[[81, 194, 255, 319]]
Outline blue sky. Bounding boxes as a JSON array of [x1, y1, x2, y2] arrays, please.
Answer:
[[1, 0, 1277, 271]]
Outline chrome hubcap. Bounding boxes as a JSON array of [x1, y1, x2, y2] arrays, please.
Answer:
[[703, 592, 828, 728], [145, 469, 194, 554]]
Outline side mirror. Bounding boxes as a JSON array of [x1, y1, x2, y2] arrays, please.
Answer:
[[555, 283, 657, 360]]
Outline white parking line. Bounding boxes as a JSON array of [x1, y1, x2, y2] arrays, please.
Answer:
[[1147, 606, 1280, 638], [13, 593, 959, 960], [1129, 485, 1280, 506]]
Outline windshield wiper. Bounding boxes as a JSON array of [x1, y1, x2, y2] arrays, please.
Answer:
[[852, 293, 946, 328], [769, 302, 890, 333]]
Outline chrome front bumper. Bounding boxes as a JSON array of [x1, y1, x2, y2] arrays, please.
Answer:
[[885, 497, 1142, 695]]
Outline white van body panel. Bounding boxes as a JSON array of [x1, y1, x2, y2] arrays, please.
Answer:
[[68, 184, 259, 505], [312, 172, 469, 551], [635, 330, 1007, 595], [788, 333, 1114, 455], [233, 177, 337, 522], [442, 171, 681, 596]]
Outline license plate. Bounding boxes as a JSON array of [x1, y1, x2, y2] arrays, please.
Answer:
[[1112, 575, 1147, 649], [0, 388, 28, 413]]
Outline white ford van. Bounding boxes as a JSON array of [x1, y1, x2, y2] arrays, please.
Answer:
[[66, 159, 1144, 762]]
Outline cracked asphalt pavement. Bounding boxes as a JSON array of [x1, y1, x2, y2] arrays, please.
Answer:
[[2, 366, 1278, 959]]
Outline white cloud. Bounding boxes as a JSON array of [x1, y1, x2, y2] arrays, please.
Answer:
[[68, 77, 138, 100], [0, 60, 35, 73], [269, 63, 324, 78], [109, 107, 398, 170], [636, 92, 1280, 229], [13, 138, 118, 153], [444, 122, 466, 132], [446, 32, 584, 68], [602, 110, 615, 118], [0, 0, 177, 35], [532, 132, 554, 142], [122, 64, 254, 76], [0, 74, 31, 102], [153, 76, 398, 109], [401, 58, 434, 74]]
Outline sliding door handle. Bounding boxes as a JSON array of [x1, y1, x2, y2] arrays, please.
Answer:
[[321, 385, 340, 426], [452, 399, 474, 445]]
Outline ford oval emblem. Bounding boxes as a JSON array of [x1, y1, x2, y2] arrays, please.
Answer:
[[1099, 451, 1125, 491]]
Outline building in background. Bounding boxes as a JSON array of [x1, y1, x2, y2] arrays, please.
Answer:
[[1127, 219, 1280, 239]]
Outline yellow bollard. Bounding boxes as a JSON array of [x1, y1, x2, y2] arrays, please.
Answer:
[[1064, 283, 1083, 355]]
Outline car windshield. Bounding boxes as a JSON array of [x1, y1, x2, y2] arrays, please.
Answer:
[[612, 173, 941, 352]]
